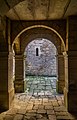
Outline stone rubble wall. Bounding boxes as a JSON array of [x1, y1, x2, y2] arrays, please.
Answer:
[[25, 39, 57, 76]]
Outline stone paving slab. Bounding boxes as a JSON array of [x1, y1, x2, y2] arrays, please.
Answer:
[[13, 114, 23, 120], [47, 110, 55, 115], [0, 76, 77, 120], [0, 94, 76, 120], [45, 105, 53, 110], [26, 76, 57, 97]]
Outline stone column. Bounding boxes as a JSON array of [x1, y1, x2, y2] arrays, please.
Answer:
[[64, 51, 77, 112], [57, 53, 65, 93], [0, 17, 14, 111], [0, 51, 14, 111], [64, 52, 68, 110], [64, 16, 77, 112], [14, 54, 26, 93]]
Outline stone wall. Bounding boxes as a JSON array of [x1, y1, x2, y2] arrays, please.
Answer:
[[25, 39, 57, 76]]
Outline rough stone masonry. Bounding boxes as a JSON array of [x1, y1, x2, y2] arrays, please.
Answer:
[[25, 38, 57, 76]]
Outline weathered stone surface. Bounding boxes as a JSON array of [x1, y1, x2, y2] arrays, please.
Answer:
[[38, 105, 44, 109], [36, 114, 43, 119], [52, 101, 59, 107], [13, 114, 23, 120], [56, 115, 71, 119], [27, 110, 36, 113], [0, 112, 6, 120], [0, 86, 75, 120], [26, 76, 57, 97], [47, 110, 55, 115], [54, 106, 67, 112], [25, 113, 36, 117], [17, 109, 26, 114], [37, 109, 46, 114], [55, 111, 68, 116], [26, 103, 33, 110], [45, 105, 53, 110], [6, 108, 18, 115], [4, 115, 14, 120], [25, 39, 57, 76], [0, 75, 76, 120], [33, 105, 38, 110], [48, 115, 56, 120]]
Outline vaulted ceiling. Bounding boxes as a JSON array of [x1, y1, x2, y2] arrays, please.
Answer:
[[0, 0, 77, 20]]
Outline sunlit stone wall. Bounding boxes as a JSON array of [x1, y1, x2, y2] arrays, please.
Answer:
[[25, 38, 57, 76]]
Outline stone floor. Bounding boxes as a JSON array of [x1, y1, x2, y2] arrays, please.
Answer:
[[0, 76, 77, 120], [26, 76, 57, 97]]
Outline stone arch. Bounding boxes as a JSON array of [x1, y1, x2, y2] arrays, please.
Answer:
[[13, 25, 66, 94], [20, 29, 63, 54], [13, 25, 66, 53]]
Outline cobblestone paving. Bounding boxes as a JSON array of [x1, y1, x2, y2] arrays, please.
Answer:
[[0, 76, 76, 120], [26, 76, 57, 97]]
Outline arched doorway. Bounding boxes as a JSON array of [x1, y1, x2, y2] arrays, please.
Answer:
[[11, 29, 65, 119], [12, 25, 66, 114], [1, 0, 76, 116], [1, 23, 73, 119], [13, 25, 65, 94], [24, 38, 58, 97]]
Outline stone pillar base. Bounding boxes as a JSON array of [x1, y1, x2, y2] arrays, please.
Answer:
[[0, 88, 14, 112], [14, 80, 26, 93]]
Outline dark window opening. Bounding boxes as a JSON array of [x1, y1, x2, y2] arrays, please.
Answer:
[[36, 48, 39, 56]]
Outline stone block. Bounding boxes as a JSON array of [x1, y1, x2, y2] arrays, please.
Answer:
[[48, 115, 56, 120], [47, 110, 55, 115], [13, 114, 23, 120], [45, 105, 53, 110], [37, 109, 46, 114]]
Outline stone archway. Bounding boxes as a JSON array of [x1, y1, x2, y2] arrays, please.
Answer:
[[14, 25, 66, 51], [13, 25, 66, 94]]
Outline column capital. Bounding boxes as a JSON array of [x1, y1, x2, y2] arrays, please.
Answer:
[[56, 53, 64, 58], [15, 54, 25, 60], [63, 51, 68, 56]]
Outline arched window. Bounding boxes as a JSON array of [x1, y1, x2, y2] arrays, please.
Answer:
[[36, 48, 39, 56]]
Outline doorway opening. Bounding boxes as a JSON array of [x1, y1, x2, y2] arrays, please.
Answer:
[[3, 35, 68, 120], [24, 38, 61, 98]]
